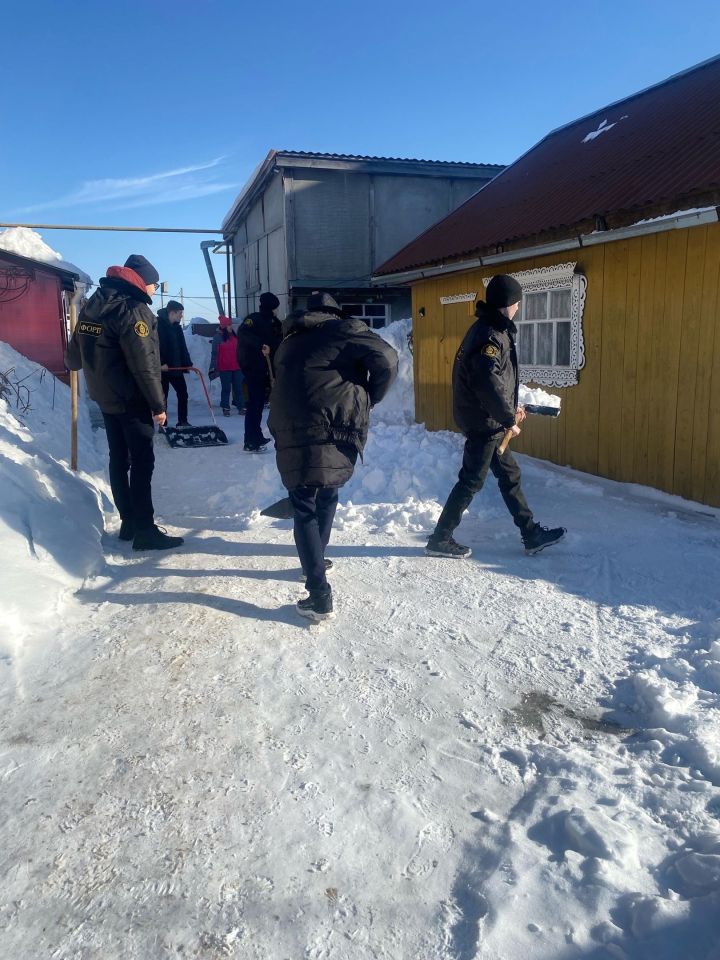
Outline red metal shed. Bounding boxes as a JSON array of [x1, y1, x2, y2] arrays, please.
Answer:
[[0, 250, 81, 382]]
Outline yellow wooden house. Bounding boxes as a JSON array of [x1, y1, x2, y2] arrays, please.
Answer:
[[374, 56, 720, 507]]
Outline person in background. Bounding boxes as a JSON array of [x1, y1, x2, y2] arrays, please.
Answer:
[[426, 274, 565, 558], [209, 315, 245, 416], [157, 299, 192, 427], [269, 292, 398, 621], [236, 291, 282, 451], [64, 254, 184, 551]]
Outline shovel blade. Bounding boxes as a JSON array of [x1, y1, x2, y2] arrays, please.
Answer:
[[260, 496, 294, 519], [162, 426, 229, 448]]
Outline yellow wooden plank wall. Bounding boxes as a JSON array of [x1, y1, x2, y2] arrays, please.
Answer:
[[411, 221, 720, 507]]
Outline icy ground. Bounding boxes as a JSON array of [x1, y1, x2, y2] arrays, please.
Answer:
[[2, 331, 720, 959]]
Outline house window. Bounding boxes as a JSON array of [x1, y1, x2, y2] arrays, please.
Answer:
[[340, 302, 391, 329], [483, 262, 587, 387]]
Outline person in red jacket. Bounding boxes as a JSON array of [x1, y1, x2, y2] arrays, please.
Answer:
[[209, 316, 246, 416]]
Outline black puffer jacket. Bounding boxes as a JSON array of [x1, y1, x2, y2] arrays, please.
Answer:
[[65, 271, 165, 415], [268, 310, 398, 489], [236, 309, 283, 379], [453, 301, 519, 436], [157, 308, 192, 370]]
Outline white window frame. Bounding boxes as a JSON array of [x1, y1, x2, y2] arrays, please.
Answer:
[[483, 262, 587, 387], [340, 302, 391, 329]]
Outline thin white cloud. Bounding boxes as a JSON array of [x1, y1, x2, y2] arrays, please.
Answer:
[[16, 158, 235, 214]]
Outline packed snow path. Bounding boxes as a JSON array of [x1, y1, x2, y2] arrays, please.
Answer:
[[2, 406, 720, 960]]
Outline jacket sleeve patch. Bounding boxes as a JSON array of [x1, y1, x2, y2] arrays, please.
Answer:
[[481, 343, 498, 358], [134, 319, 150, 338]]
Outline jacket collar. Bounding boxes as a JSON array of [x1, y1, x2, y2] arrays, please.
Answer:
[[476, 301, 517, 337]]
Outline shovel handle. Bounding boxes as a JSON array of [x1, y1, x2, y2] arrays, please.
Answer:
[[264, 354, 275, 387], [166, 366, 219, 428], [498, 428, 514, 455]]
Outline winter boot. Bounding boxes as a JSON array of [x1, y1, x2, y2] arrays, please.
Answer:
[[296, 589, 335, 622], [133, 524, 185, 551], [222, 408, 231, 417], [298, 558, 334, 581], [118, 518, 135, 541], [425, 535, 472, 559], [522, 524, 566, 555], [257, 436, 272, 447]]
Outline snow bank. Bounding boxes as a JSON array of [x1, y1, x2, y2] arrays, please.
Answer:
[[0, 342, 106, 660], [373, 317, 415, 425], [0, 226, 92, 285]]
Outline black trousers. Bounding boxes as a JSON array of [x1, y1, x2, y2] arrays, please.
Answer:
[[244, 375, 267, 445], [433, 432, 534, 540], [161, 372, 188, 424], [288, 486, 339, 592], [102, 409, 155, 531]]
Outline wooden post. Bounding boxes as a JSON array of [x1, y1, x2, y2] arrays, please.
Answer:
[[69, 295, 79, 471]]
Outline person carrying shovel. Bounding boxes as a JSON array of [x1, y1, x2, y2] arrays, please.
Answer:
[[426, 274, 565, 558]]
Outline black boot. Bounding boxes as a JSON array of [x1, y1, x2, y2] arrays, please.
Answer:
[[522, 524, 566, 555], [297, 589, 334, 621], [426, 535, 471, 558], [133, 525, 185, 551], [118, 518, 135, 541], [298, 558, 334, 581]]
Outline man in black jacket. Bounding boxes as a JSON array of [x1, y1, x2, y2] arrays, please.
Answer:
[[269, 292, 398, 620], [236, 291, 283, 451], [426, 274, 565, 558], [157, 300, 192, 427], [65, 254, 183, 551]]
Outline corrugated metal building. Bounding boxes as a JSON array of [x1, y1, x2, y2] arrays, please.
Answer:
[[221, 151, 502, 326], [375, 56, 720, 507]]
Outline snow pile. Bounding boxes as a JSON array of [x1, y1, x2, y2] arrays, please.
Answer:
[[373, 317, 415, 425], [182, 325, 216, 410], [519, 383, 562, 408], [0, 342, 106, 657], [0, 226, 92, 285]]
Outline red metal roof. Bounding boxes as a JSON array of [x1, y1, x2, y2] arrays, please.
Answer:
[[376, 56, 720, 276]]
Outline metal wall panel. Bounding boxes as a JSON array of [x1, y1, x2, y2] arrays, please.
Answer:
[[293, 170, 371, 280]]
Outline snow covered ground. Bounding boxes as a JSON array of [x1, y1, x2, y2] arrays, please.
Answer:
[[1, 323, 720, 960]]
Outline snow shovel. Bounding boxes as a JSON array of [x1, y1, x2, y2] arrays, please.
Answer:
[[161, 367, 229, 448], [499, 403, 562, 454], [260, 496, 294, 520]]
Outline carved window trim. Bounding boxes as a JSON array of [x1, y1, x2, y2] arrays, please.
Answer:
[[483, 262, 587, 387]]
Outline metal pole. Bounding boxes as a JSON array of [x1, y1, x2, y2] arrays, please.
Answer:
[[201, 240, 225, 315], [69, 296, 79, 471], [226, 244, 232, 317]]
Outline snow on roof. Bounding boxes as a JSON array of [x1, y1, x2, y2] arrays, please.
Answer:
[[0, 227, 92, 285]]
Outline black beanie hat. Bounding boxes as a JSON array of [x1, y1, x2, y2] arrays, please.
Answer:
[[166, 300, 184, 312], [306, 291, 342, 315], [124, 254, 160, 286], [259, 291, 280, 311], [485, 274, 522, 309]]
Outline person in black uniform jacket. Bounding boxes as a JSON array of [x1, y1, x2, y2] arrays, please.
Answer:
[[426, 274, 565, 558], [269, 292, 398, 621], [236, 291, 283, 451], [157, 300, 192, 426], [65, 254, 183, 551]]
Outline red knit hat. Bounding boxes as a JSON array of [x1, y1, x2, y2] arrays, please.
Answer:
[[218, 315, 232, 328]]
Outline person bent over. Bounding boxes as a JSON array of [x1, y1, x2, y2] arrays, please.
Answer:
[[269, 292, 398, 621]]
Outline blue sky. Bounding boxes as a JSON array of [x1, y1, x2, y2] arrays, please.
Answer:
[[2, 0, 718, 319]]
